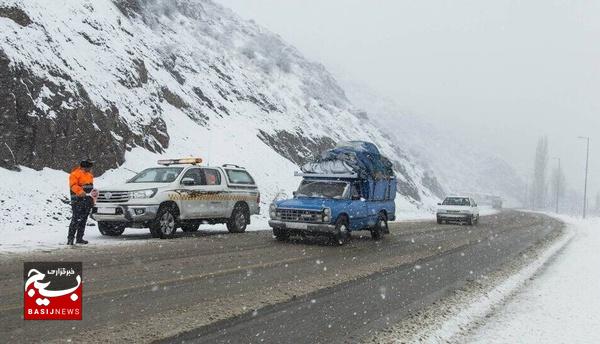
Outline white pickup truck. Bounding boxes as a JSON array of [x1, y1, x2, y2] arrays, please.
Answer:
[[436, 195, 479, 225], [91, 158, 260, 239]]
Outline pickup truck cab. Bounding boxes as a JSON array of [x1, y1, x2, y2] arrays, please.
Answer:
[[436, 196, 479, 225], [269, 173, 396, 245], [91, 158, 260, 238]]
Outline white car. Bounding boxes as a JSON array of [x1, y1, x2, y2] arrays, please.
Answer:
[[436, 196, 479, 225], [91, 158, 260, 238]]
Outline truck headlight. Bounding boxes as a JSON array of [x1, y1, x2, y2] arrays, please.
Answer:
[[322, 208, 331, 222], [270, 204, 277, 218], [130, 188, 157, 199]]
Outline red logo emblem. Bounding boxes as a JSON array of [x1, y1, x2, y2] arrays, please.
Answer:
[[24, 262, 82, 320]]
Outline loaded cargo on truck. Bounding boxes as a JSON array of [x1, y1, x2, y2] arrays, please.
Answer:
[[268, 141, 397, 245]]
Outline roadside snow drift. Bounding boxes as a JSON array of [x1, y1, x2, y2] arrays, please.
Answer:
[[466, 216, 600, 343]]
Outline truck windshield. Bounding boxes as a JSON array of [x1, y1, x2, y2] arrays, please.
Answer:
[[296, 180, 348, 199], [129, 167, 184, 183], [442, 197, 471, 206]]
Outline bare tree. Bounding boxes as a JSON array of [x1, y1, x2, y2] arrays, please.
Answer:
[[532, 136, 549, 209], [550, 162, 566, 213]]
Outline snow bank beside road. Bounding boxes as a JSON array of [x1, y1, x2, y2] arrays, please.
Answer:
[[367, 212, 568, 343], [466, 216, 600, 343]]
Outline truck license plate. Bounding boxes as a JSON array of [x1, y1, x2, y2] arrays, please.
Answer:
[[287, 222, 308, 230], [97, 207, 116, 215]]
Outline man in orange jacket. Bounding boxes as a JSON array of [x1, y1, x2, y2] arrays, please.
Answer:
[[68, 159, 95, 245]]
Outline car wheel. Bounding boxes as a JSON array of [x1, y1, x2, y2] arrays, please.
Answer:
[[227, 203, 248, 233], [273, 228, 289, 241], [181, 223, 200, 232], [332, 216, 350, 246], [437, 217, 442, 225], [371, 213, 386, 240], [98, 222, 125, 236], [150, 204, 178, 239], [467, 215, 474, 226]]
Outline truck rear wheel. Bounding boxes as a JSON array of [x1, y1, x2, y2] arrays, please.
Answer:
[[227, 203, 248, 233], [98, 223, 125, 236], [149, 204, 178, 239], [371, 213, 387, 240]]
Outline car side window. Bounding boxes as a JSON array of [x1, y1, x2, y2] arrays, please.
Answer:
[[202, 169, 221, 185], [351, 183, 361, 199], [181, 168, 203, 185]]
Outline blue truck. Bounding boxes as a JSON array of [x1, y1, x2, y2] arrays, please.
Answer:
[[268, 141, 397, 245]]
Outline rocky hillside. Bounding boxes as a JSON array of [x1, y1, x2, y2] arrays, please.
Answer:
[[0, 0, 445, 229]]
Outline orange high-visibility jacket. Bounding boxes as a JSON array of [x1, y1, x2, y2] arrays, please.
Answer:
[[69, 167, 94, 197]]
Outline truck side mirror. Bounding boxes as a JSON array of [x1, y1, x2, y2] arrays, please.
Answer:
[[292, 191, 297, 197], [181, 177, 196, 186], [437, 202, 441, 206]]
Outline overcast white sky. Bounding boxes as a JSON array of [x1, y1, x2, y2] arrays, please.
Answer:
[[217, 0, 599, 201]]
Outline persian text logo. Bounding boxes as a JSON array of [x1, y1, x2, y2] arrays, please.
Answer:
[[24, 262, 82, 320]]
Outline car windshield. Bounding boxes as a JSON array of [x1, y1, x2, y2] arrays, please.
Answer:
[[129, 167, 184, 183], [442, 197, 471, 206], [295, 180, 348, 199]]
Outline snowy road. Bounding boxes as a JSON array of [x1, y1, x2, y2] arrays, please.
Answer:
[[0, 211, 562, 343]]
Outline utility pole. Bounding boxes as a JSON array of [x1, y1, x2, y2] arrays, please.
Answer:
[[552, 157, 561, 214], [578, 137, 590, 219]]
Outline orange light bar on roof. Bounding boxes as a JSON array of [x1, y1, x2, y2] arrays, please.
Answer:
[[157, 158, 203, 166]]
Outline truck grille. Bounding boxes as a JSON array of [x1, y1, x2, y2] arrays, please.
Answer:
[[277, 209, 322, 223], [97, 191, 130, 203]]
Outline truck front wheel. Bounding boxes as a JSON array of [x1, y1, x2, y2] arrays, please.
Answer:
[[332, 216, 350, 246], [467, 215, 474, 226], [98, 223, 125, 236], [149, 204, 178, 239], [273, 228, 289, 241]]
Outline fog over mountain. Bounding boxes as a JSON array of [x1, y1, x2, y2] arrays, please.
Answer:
[[217, 0, 600, 202]]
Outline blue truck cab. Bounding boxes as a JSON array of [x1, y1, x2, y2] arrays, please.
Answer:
[[269, 141, 397, 245]]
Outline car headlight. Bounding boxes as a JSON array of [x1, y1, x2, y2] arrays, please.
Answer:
[[323, 208, 331, 215], [129, 188, 157, 199], [437, 210, 445, 214], [270, 204, 277, 218], [323, 215, 330, 222]]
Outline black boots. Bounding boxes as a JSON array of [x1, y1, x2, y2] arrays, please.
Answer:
[[67, 238, 88, 245]]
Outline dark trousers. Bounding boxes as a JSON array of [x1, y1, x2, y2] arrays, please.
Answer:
[[68, 196, 93, 240]]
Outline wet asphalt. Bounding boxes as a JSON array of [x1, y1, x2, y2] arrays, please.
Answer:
[[0, 211, 562, 343]]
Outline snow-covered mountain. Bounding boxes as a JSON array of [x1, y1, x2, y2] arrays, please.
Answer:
[[0, 0, 445, 238], [342, 82, 525, 206]]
